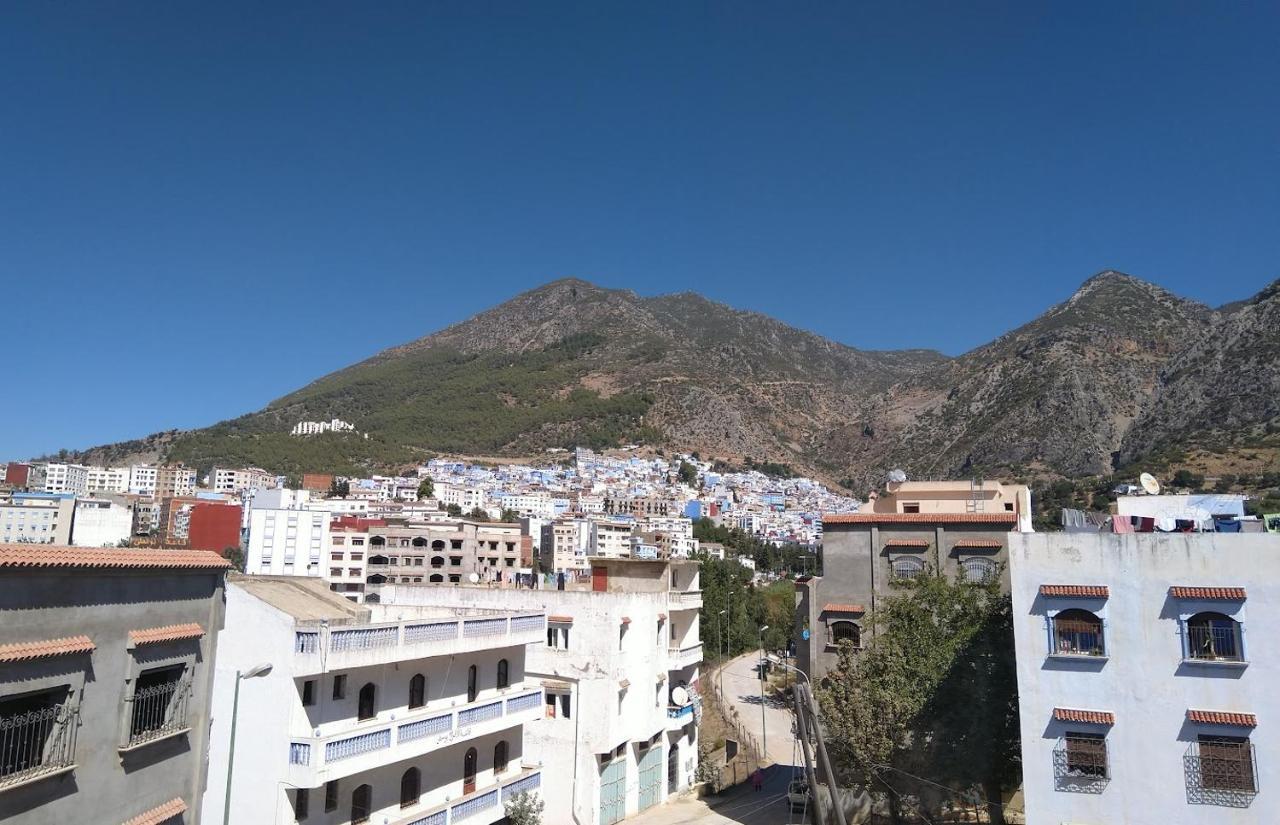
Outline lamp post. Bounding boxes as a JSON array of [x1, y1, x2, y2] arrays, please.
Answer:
[[223, 662, 273, 825], [758, 624, 769, 768], [717, 609, 727, 699]]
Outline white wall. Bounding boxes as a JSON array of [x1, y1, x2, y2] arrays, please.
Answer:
[[71, 499, 133, 546], [247, 507, 331, 577], [1010, 533, 1280, 825]]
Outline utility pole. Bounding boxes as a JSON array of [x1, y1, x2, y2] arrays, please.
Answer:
[[792, 683, 825, 824], [803, 682, 848, 825]]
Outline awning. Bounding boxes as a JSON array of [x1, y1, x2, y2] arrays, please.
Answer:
[[123, 798, 188, 825], [548, 615, 574, 623], [1039, 585, 1109, 599], [0, 635, 95, 664], [1053, 707, 1114, 725], [952, 538, 1004, 549], [1187, 709, 1256, 727], [1169, 586, 1246, 601], [618, 679, 630, 689], [821, 603, 865, 614], [128, 623, 204, 646]]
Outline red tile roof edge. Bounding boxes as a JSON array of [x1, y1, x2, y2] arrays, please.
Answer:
[[823, 512, 1019, 525], [822, 603, 866, 614], [123, 797, 188, 825], [1169, 586, 1247, 600], [128, 623, 205, 646], [1187, 709, 1257, 727], [548, 615, 574, 623], [0, 545, 232, 570], [883, 538, 930, 547], [953, 538, 1005, 548], [1040, 585, 1110, 598], [1053, 707, 1115, 725], [0, 635, 96, 664]]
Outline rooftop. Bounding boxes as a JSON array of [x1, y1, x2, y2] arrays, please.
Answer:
[[231, 575, 372, 622], [822, 512, 1019, 525], [0, 545, 232, 570]]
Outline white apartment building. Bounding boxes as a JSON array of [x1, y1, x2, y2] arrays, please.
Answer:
[[590, 519, 633, 559], [84, 465, 129, 494], [328, 519, 374, 602], [246, 507, 332, 577], [436, 483, 487, 512], [71, 497, 134, 546], [638, 516, 698, 558], [494, 491, 555, 518], [128, 464, 159, 496], [373, 556, 703, 825], [203, 576, 547, 825], [540, 518, 589, 573], [0, 493, 76, 544], [291, 417, 357, 435], [1010, 533, 1280, 824], [39, 463, 88, 496], [212, 466, 277, 494]]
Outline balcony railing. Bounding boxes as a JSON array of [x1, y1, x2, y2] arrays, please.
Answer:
[[1052, 736, 1109, 794], [126, 675, 191, 748], [668, 643, 703, 668], [667, 704, 694, 724], [668, 591, 703, 609], [389, 769, 540, 825], [1186, 624, 1243, 663], [1185, 740, 1258, 808], [0, 703, 79, 790], [293, 613, 546, 669]]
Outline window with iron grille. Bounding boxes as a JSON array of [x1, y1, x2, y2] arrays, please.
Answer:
[[960, 556, 997, 584], [1052, 733, 1109, 793], [1185, 613, 1243, 662], [1051, 609, 1105, 656], [826, 620, 861, 649], [0, 687, 77, 789], [891, 556, 924, 581], [127, 665, 190, 747], [1185, 735, 1258, 807]]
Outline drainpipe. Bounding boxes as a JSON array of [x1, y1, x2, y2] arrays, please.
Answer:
[[571, 680, 586, 825]]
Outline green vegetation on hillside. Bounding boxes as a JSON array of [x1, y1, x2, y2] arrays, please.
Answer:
[[697, 556, 796, 657], [692, 517, 817, 575]]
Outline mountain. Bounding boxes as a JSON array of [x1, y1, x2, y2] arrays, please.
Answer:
[[60, 272, 1280, 486]]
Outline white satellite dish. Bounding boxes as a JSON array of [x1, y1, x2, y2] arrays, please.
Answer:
[[468, 572, 480, 584], [888, 469, 907, 484], [1139, 473, 1161, 496], [671, 686, 691, 706]]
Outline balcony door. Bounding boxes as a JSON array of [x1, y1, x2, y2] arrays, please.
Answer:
[[463, 747, 478, 794], [358, 683, 376, 721]]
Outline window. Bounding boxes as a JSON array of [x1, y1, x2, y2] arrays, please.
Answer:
[[1064, 733, 1107, 778], [329, 567, 342, 577], [1195, 735, 1256, 793], [546, 693, 558, 718], [409, 674, 426, 709], [450, 556, 462, 567], [351, 784, 372, 824], [902, 503, 920, 513], [324, 780, 338, 812], [400, 767, 421, 809], [494, 740, 509, 774], [827, 620, 861, 648], [891, 556, 925, 581], [431, 556, 445, 568], [333, 674, 347, 700], [1186, 612, 1243, 662], [430, 574, 444, 583], [129, 665, 190, 746], [467, 665, 478, 703], [960, 556, 997, 583], [547, 625, 570, 649], [497, 659, 510, 690], [449, 574, 461, 583], [0, 686, 75, 784], [463, 747, 478, 793], [295, 788, 310, 819], [1051, 609, 1105, 656], [302, 679, 316, 706], [358, 683, 376, 721], [505, 558, 515, 567]]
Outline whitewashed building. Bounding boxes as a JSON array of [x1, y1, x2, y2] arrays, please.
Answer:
[[203, 576, 546, 825], [71, 497, 134, 546], [128, 464, 159, 496], [246, 506, 332, 577], [84, 465, 129, 494], [373, 557, 703, 825], [1010, 532, 1280, 824], [212, 466, 277, 494], [589, 519, 633, 559], [39, 463, 88, 496], [0, 492, 76, 545]]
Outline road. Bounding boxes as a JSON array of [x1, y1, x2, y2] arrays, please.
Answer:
[[716, 652, 800, 768]]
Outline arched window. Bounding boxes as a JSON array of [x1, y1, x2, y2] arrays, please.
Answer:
[[366, 573, 387, 585], [412, 537, 427, 547], [351, 784, 372, 824], [497, 658, 510, 690], [429, 574, 444, 583], [494, 740, 509, 774], [431, 556, 445, 568], [828, 620, 861, 649], [1187, 612, 1242, 661], [370, 536, 386, 547], [432, 539, 446, 550], [463, 747, 478, 794], [358, 683, 376, 720], [891, 556, 925, 581], [467, 664, 478, 703], [369, 555, 389, 566], [400, 767, 421, 809], [364, 593, 381, 604], [1052, 609, 1105, 656], [961, 557, 997, 583], [409, 674, 426, 709]]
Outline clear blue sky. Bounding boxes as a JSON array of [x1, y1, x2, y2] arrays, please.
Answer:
[[2, 3, 1277, 459]]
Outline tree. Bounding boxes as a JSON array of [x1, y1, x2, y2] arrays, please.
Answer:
[[677, 460, 698, 486], [329, 478, 351, 498], [417, 477, 434, 500], [467, 506, 491, 522], [1171, 469, 1204, 490], [446, 503, 463, 517], [503, 792, 544, 825], [223, 546, 247, 572], [818, 570, 1019, 824], [500, 508, 521, 523]]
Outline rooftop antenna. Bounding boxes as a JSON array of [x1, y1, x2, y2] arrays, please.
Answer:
[[1140, 473, 1161, 496]]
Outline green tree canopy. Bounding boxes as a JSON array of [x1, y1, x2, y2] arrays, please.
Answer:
[[417, 477, 434, 499]]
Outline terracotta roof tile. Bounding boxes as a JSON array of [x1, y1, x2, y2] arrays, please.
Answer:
[[1040, 585, 1110, 599], [823, 513, 1018, 525], [953, 538, 1005, 549], [1053, 707, 1115, 725], [883, 538, 930, 547], [822, 603, 866, 614], [0, 635, 96, 664], [1169, 586, 1246, 601], [548, 615, 573, 623], [0, 545, 231, 571], [123, 797, 187, 825], [1187, 709, 1256, 727], [128, 623, 204, 646]]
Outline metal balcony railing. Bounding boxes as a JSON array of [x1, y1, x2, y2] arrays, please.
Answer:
[[1052, 736, 1109, 793], [127, 676, 191, 748], [1187, 624, 1243, 662], [1185, 739, 1258, 808], [0, 702, 78, 789]]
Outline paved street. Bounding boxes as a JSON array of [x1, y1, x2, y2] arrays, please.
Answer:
[[716, 652, 801, 768]]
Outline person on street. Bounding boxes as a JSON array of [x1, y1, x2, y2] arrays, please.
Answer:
[[751, 768, 764, 792]]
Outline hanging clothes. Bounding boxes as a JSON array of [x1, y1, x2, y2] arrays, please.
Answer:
[[1111, 515, 1134, 534], [1214, 519, 1243, 533]]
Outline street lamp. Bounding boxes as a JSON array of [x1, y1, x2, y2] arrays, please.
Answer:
[[223, 662, 273, 825], [758, 625, 769, 767], [716, 610, 727, 700]]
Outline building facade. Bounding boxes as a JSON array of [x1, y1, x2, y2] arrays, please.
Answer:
[[202, 576, 546, 825], [246, 506, 332, 577], [0, 545, 231, 825], [211, 467, 276, 495], [364, 521, 524, 587], [0, 493, 76, 545], [1010, 532, 1279, 824], [85, 466, 130, 494], [71, 496, 134, 546], [38, 464, 88, 496], [154, 465, 197, 499]]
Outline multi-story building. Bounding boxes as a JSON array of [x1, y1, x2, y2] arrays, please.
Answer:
[[0, 545, 231, 825], [154, 464, 197, 499], [71, 496, 134, 546], [365, 521, 524, 586], [202, 575, 546, 825], [637, 516, 698, 558], [84, 466, 130, 494], [540, 518, 589, 573], [602, 496, 670, 518], [1009, 532, 1279, 823], [327, 516, 384, 602], [0, 493, 76, 545], [128, 464, 159, 497], [589, 519, 634, 559], [187, 502, 243, 554], [38, 464, 88, 496], [211, 466, 276, 494], [436, 483, 487, 513], [372, 556, 703, 825], [246, 507, 332, 577]]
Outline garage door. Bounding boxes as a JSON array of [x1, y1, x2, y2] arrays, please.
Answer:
[[599, 756, 626, 825], [638, 744, 663, 811]]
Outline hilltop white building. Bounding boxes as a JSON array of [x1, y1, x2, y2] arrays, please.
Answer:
[[203, 576, 547, 825], [1010, 532, 1280, 824]]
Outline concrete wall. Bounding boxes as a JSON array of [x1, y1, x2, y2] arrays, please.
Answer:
[[0, 568, 225, 825], [1010, 532, 1280, 825], [70, 499, 133, 546]]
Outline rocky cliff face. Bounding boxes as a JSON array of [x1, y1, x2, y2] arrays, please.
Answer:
[[64, 272, 1280, 483]]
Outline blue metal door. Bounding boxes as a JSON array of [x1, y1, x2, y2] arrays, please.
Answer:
[[599, 757, 626, 825], [638, 744, 663, 810]]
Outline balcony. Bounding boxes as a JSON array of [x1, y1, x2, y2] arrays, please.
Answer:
[[292, 613, 546, 676], [668, 590, 703, 611], [668, 643, 703, 670], [387, 766, 541, 825], [666, 703, 695, 732], [0, 703, 79, 792], [285, 688, 544, 785]]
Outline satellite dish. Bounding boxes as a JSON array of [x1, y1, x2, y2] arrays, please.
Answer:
[[468, 573, 480, 584], [888, 469, 907, 484], [1139, 473, 1161, 496], [671, 686, 691, 706]]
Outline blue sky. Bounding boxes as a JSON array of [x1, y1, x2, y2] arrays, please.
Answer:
[[2, 3, 1277, 459]]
